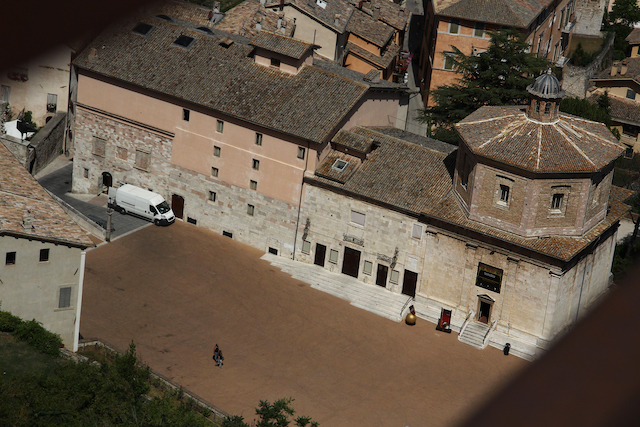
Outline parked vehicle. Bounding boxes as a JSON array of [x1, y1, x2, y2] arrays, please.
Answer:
[[108, 184, 175, 226]]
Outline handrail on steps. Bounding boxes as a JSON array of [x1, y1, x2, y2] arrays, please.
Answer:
[[483, 320, 497, 345], [400, 296, 414, 317], [459, 310, 474, 336]]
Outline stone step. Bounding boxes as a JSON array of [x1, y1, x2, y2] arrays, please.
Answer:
[[459, 322, 490, 349]]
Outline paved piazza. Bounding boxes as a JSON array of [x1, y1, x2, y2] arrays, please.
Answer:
[[80, 221, 528, 426]]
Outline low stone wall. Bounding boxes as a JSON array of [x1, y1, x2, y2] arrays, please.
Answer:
[[563, 33, 614, 99], [46, 190, 106, 240], [29, 112, 66, 175]]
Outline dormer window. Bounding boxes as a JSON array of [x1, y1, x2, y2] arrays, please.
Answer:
[[132, 23, 153, 36], [332, 159, 349, 172], [173, 35, 194, 49], [270, 57, 281, 68], [499, 185, 510, 204], [551, 193, 563, 211], [548, 185, 570, 217]]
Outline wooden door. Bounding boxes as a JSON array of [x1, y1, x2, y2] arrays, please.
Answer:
[[314, 244, 326, 267], [171, 194, 184, 219], [341, 247, 361, 278], [402, 270, 418, 297], [376, 264, 388, 287]]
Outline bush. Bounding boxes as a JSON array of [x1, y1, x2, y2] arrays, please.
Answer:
[[14, 319, 62, 357], [0, 311, 22, 332]]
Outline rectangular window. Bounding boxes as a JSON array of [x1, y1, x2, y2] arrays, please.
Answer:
[[559, 9, 565, 29], [135, 149, 150, 170], [271, 57, 281, 67], [83, 168, 89, 178], [255, 133, 263, 146], [183, 108, 190, 121], [622, 124, 639, 137], [329, 249, 339, 264], [6, 251, 16, 265], [252, 159, 260, 170], [268, 247, 278, 255], [1, 85, 10, 102], [499, 184, 510, 203], [475, 263, 503, 293], [443, 52, 455, 70], [412, 223, 423, 239], [214, 146, 221, 157], [363, 260, 373, 275], [390, 270, 400, 284], [351, 210, 365, 226], [116, 146, 128, 160], [474, 22, 485, 38], [250, 180, 257, 190], [551, 193, 564, 210], [247, 204, 255, 216], [297, 147, 305, 159], [58, 287, 72, 308], [92, 136, 106, 157], [449, 19, 460, 34], [46, 93, 57, 113], [625, 147, 634, 158], [211, 167, 219, 177], [626, 89, 636, 100], [39, 248, 50, 262], [216, 120, 224, 133], [208, 191, 217, 202], [302, 240, 311, 254]]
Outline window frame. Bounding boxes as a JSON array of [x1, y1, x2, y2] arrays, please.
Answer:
[[412, 223, 423, 239], [134, 148, 151, 171], [208, 191, 217, 202], [626, 89, 636, 100], [46, 93, 57, 113], [474, 22, 485, 38], [6, 251, 16, 265], [39, 248, 50, 262], [216, 120, 224, 133], [255, 132, 263, 146], [252, 159, 260, 170], [250, 180, 258, 190], [448, 19, 460, 34], [390, 269, 400, 284], [350, 210, 366, 227], [297, 146, 306, 160], [302, 240, 311, 254], [211, 167, 219, 177], [183, 108, 190, 121], [329, 249, 339, 264], [214, 145, 221, 157], [247, 204, 255, 216], [443, 52, 456, 70], [363, 260, 373, 275], [92, 136, 106, 157], [58, 286, 72, 309]]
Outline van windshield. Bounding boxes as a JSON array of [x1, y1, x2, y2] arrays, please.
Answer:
[[156, 201, 171, 214]]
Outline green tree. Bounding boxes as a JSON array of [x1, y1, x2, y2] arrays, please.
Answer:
[[223, 398, 319, 427], [417, 29, 550, 143], [559, 92, 621, 139], [610, 0, 640, 27]]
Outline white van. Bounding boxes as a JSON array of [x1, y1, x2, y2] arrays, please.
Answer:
[[108, 184, 175, 226]]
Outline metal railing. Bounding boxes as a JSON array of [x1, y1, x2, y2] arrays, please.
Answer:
[[483, 320, 498, 346], [400, 296, 414, 318], [459, 310, 474, 337]]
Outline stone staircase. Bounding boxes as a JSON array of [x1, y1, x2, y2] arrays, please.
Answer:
[[458, 321, 491, 349], [261, 253, 411, 322]]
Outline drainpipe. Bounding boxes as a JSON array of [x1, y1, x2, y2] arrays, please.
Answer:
[[73, 250, 86, 352], [292, 140, 310, 260]]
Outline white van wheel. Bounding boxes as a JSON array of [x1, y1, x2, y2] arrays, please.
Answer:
[[120, 208, 126, 215], [154, 219, 160, 226]]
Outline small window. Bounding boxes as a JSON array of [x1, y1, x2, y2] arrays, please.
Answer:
[[297, 147, 306, 159], [0, 85, 10, 103], [183, 109, 190, 121], [551, 193, 564, 211], [412, 223, 423, 239], [187, 217, 197, 224], [46, 93, 57, 113], [302, 240, 311, 254], [474, 22, 485, 38], [390, 270, 400, 284], [83, 168, 89, 178], [499, 184, 510, 204], [329, 249, 339, 264], [255, 133, 263, 146], [132, 22, 153, 35], [623, 124, 639, 137], [268, 247, 279, 255], [217, 120, 224, 133], [92, 136, 106, 157], [39, 248, 50, 262], [252, 159, 260, 170], [449, 19, 460, 34], [625, 147, 634, 159], [544, 103, 551, 115], [173, 35, 194, 49], [351, 210, 365, 226], [214, 146, 221, 157], [58, 287, 72, 309], [332, 159, 349, 172], [363, 261, 373, 275], [443, 52, 455, 70], [535, 101, 540, 113], [247, 204, 255, 216], [271, 57, 281, 68], [211, 167, 219, 177], [626, 89, 636, 100], [250, 180, 258, 190], [208, 191, 217, 202], [135, 149, 150, 171], [6, 251, 16, 265], [116, 146, 128, 160], [223, 231, 233, 238]]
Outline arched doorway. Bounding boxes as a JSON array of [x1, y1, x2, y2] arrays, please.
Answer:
[[171, 194, 184, 219]]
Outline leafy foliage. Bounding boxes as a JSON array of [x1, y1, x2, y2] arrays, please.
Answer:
[[570, 43, 596, 67], [223, 398, 318, 427], [417, 29, 551, 143], [610, 0, 640, 27]]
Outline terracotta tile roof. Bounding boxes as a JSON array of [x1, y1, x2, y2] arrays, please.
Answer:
[[315, 151, 361, 183], [609, 185, 635, 203], [332, 129, 373, 153], [312, 58, 407, 89], [626, 28, 640, 44], [265, 0, 354, 33], [592, 56, 640, 84], [250, 31, 313, 59], [308, 127, 630, 262], [587, 93, 640, 126], [365, 0, 411, 31], [346, 8, 394, 47], [73, 16, 387, 144], [364, 126, 457, 154], [456, 106, 625, 173], [346, 40, 400, 68], [0, 144, 93, 248], [434, 0, 552, 28], [215, 0, 295, 38], [151, 0, 213, 26]]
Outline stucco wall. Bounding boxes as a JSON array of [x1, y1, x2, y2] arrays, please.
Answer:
[[280, 6, 338, 60], [340, 91, 403, 130], [0, 236, 82, 347]]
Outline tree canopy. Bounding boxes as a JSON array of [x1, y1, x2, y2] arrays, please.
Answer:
[[610, 0, 640, 28], [223, 398, 318, 427], [416, 29, 551, 143]]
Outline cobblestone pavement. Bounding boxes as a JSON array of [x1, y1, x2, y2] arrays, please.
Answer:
[[80, 222, 528, 427]]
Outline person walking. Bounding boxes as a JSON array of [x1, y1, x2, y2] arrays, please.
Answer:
[[213, 344, 224, 367]]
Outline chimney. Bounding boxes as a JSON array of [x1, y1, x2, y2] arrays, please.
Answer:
[[621, 60, 628, 76], [88, 48, 97, 62], [610, 62, 619, 76], [373, 4, 380, 20], [334, 14, 341, 27], [280, 21, 287, 34], [213, 1, 220, 12], [22, 215, 34, 232], [256, 17, 263, 30], [277, 17, 282, 29]]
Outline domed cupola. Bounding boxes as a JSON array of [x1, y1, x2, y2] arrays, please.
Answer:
[[526, 69, 565, 123]]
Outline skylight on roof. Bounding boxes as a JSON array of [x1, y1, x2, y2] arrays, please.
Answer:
[[196, 26, 214, 34], [332, 159, 349, 172], [132, 22, 153, 36], [173, 35, 195, 49], [156, 14, 173, 22]]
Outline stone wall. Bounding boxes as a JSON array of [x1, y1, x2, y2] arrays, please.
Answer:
[[29, 112, 66, 175], [562, 33, 614, 98]]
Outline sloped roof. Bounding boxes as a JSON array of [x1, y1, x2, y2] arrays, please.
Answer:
[[626, 28, 640, 44], [215, 0, 295, 38], [73, 16, 396, 145], [591, 56, 640, 85], [332, 129, 374, 153], [456, 106, 625, 173], [434, 0, 552, 28], [357, 0, 411, 31], [251, 31, 314, 59], [587, 92, 640, 126], [265, 0, 354, 33], [0, 143, 93, 248], [346, 8, 394, 47], [345, 41, 400, 68]]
